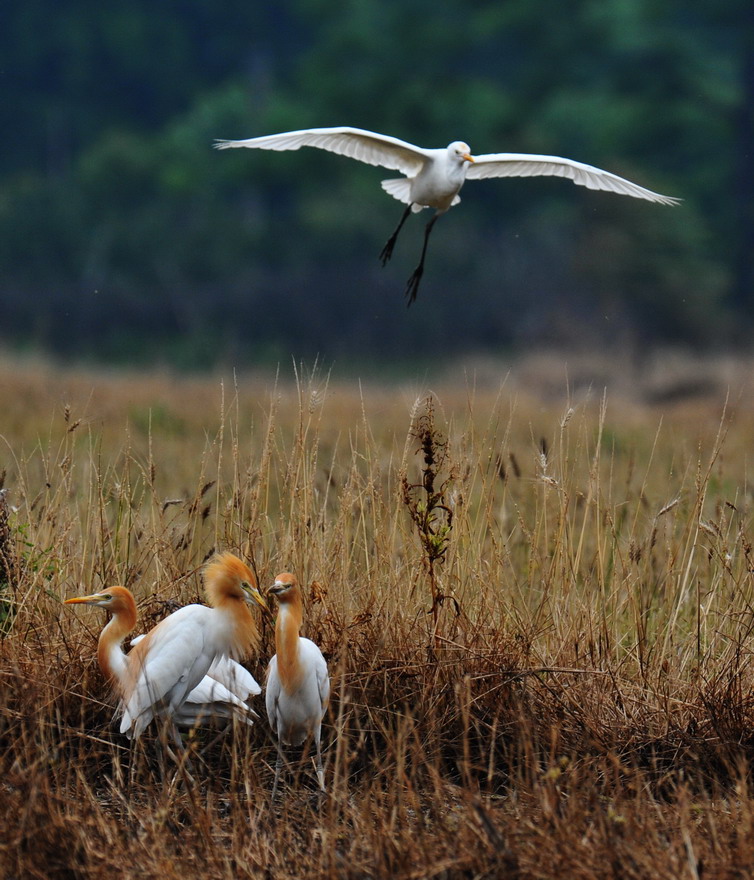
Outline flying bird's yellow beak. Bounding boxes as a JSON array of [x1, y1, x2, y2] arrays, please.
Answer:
[[463, 153, 475, 163]]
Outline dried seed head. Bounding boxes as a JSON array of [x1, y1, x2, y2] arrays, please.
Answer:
[[657, 498, 680, 517]]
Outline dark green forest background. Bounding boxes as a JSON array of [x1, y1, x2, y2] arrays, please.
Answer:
[[2, 0, 752, 369]]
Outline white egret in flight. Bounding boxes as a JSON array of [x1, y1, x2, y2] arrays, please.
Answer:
[[215, 126, 680, 304]]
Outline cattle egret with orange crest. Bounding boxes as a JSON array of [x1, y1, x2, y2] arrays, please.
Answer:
[[65, 552, 268, 748], [215, 125, 680, 304], [265, 572, 330, 798]]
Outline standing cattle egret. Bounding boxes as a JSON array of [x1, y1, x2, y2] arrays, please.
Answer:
[[265, 572, 330, 798], [214, 126, 680, 304], [65, 552, 268, 747]]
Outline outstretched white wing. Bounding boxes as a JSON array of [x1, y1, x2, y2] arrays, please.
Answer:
[[214, 126, 429, 177], [466, 152, 680, 205]]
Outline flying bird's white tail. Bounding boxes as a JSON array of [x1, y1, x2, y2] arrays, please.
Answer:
[[380, 178, 425, 212]]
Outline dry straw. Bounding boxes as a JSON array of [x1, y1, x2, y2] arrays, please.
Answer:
[[3, 360, 754, 878]]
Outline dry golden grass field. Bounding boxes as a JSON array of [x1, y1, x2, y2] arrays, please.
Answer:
[[4, 351, 754, 879]]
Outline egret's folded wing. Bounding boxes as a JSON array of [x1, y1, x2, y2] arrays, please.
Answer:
[[466, 153, 680, 205], [130, 633, 263, 701], [265, 656, 280, 731], [206, 655, 261, 699], [215, 126, 428, 177], [177, 675, 259, 726], [300, 638, 331, 712], [173, 702, 257, 727], [317, 659, 330, 712], [121, 606, 215, 735]]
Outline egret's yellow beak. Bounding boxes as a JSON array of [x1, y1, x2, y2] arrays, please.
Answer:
[[65, 593, 106, 605], [242, 582, 269, 612]]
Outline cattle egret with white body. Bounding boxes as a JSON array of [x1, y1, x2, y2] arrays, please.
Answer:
[[65, 552, 268, 749], [215, 126, 680, 304], [265, 572, 330, 798]]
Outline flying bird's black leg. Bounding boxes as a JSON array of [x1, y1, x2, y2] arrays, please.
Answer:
[[379, 204, 412, 266], [404, 213, 438, 306]]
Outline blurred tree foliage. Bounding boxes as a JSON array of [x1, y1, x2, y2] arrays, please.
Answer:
[[0, 0, 750, 368]]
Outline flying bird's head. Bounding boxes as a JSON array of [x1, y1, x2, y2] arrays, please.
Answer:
[[448, 141, 474, 163]]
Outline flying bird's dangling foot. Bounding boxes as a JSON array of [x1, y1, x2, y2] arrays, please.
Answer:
[[403, 213, 437, 306], [404, 267, 424, 306], [380, 204, 412, 266], [379, 236, 397, 266]]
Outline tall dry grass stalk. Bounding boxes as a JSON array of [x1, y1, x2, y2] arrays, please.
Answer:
[[3, 358, 754, 877]]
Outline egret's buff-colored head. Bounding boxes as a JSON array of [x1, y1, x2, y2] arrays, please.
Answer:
[[448, 141, 474, 163], [203, 551, 268, 611], [65, 585, 136, 614], [268, 572, 299, 602], [65, 586, 138, 683], [268, 572, 304, 641]]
